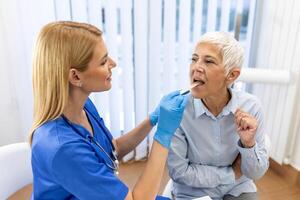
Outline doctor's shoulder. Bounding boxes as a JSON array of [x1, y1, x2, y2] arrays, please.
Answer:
[[31, 117, 82, 157]]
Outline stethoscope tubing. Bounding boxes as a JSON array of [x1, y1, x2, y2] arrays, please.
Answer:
[[61, 109, 119, 174]]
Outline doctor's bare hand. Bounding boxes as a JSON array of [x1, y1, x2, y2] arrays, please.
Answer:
[[234, 108, 258, 148]]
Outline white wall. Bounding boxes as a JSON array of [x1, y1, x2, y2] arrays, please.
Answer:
[[0, 1, 29, 145], [0, 46, 23, 145], [0, 0, 55, 145], [250, 0, 300, 168]]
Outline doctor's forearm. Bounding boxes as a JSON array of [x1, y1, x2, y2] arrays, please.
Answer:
[[114, 118, 153, 158], [132, 141, 168, 200]]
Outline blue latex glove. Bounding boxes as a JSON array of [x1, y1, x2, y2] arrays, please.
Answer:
[[149, 104, 160, 126], [154, 90, 189, 148]]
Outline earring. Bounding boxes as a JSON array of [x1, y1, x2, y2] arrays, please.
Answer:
[[77, 82, 82, 87]]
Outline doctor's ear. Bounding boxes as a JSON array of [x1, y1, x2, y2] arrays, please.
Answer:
[[226, 68, 240, 84], [69, 68, 83, 87]]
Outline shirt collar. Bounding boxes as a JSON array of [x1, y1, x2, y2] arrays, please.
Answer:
[[222, 88, 239, 116], [193, 88, 239, 118], [193, 98, 206, 118]]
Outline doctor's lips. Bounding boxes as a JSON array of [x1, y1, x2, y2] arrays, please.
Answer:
[[180, 82, 201, 95]]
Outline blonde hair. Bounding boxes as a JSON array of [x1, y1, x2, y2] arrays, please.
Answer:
[[198, 32, 244, 73], [29, 21, 102, 144]]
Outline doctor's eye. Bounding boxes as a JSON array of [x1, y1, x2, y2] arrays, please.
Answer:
[[100, 58, 108, 66]]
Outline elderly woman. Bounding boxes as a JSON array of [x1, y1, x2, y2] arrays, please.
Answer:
[[167, 32, 269, 200]]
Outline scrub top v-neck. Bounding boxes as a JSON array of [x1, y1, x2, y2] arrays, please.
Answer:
[[65, 105, 117, 170]]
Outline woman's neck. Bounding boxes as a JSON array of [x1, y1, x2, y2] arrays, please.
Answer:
[[63, 89, 89, 124], [202, 88, 231, 117]]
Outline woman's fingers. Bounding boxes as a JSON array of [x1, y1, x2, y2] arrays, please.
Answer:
[[235, 109, 256, 130]]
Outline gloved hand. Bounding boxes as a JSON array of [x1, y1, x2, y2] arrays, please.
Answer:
[[149, 104, 160, 126], [154, 90, 189, 148]]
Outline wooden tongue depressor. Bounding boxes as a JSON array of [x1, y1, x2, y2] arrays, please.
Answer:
[[180, 82, 200, 95]]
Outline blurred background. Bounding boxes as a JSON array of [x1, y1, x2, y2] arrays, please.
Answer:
[[0, 0, 300, 198]]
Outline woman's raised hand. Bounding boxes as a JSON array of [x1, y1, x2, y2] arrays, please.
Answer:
[[234, 108, 258, 148]]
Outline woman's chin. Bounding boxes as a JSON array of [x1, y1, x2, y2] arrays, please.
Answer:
[[191, 90, 204, 99], [104, 85, 112, 91], [96, 85, 111, 92]]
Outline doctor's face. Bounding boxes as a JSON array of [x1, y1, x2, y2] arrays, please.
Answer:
[[81, 38, 116, 92], [190, 42, 228, 99]]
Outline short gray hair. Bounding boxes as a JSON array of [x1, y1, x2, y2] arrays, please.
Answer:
[[198, 32, 244, 73]]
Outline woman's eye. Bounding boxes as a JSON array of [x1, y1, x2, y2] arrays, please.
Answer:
[[100, 59, 108, 66], [205, 60, 215, 64], [191, 57, 197, 63]]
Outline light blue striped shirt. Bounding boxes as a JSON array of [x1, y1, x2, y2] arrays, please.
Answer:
[[167, 88, 269, 200]]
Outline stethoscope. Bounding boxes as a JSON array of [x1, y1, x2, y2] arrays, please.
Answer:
[[61, 111, 119, 175]]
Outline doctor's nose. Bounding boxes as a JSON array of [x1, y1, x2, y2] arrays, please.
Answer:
[[108, 57, 116, 69]]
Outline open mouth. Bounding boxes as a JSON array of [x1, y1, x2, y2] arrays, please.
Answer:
[[193, 78, 205, 86]]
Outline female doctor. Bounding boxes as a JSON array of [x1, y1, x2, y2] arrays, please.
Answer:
[[30, 21, 188, 200]]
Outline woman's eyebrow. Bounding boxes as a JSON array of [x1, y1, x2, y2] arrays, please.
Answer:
[[204, 55, 217, 60], [192, 53, 199, 57]]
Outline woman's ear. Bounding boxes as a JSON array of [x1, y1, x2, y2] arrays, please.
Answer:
[[226, 68, 240, 84], [69, 68, 82, 87]]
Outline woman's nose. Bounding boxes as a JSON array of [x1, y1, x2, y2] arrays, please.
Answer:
[[193, 62, 205, 73], [108, 57, 117, 69]]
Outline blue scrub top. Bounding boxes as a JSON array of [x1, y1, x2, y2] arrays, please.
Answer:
[[31, 98, 170, 200], [31, 98, 128, 199]]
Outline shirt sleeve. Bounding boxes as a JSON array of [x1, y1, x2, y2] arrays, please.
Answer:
[[51, 141, 128, 200], [237, 102, 269, 180], [168, 127, 235, 188]]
